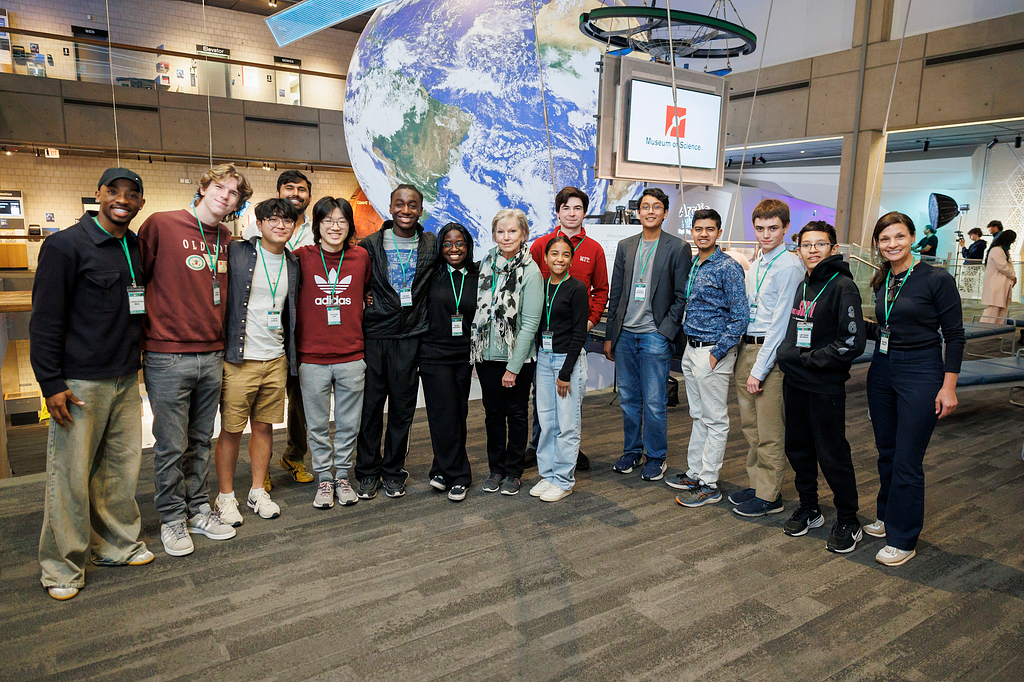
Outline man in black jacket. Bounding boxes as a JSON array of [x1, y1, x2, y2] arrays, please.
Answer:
[[776, 221, 866, 553], [355, 185, 438, 500]]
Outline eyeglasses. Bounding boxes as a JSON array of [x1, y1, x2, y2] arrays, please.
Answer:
[[320, 219, 348, 228], [799, 241, 833, 250], [264, 217, 295, 228], [638, 203, 664, 212], [442, 240, 467, 249]]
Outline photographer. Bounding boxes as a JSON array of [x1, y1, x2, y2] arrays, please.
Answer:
[[958, 228, 986, 263]]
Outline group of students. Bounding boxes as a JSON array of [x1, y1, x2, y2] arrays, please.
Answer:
[[30, 164, 965, 602]]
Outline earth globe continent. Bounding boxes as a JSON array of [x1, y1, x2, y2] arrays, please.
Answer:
[[344, 0, 643, 251]]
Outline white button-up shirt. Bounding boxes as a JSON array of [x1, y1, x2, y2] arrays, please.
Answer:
[[745, 243, 805, 381]]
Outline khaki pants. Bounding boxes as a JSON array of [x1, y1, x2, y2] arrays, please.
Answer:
[[734, 340, 787, 501]]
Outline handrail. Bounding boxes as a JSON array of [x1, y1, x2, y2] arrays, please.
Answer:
[[0, 26, 345, 81], [849, 254, 879, 270]]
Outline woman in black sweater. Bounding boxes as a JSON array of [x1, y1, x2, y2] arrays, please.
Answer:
[[530, 236, 589, 502], [420, 223, 478, 502], [864, 211, 964, 567]]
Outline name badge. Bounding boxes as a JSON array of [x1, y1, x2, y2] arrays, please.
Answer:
[[879, 327, 890, 354], [127, 286, 145, 315], [451, 314, 463, 337], [327, 307, 341, 326], [217, 260, 227, 274], [749, 301, 759, 323], [633, 283, 647, 301], [212, 279, 221, 306], [796, 320, 812, 348], [400, 287, 413, 307], [541, 330, 554, 352], [268, 310, 282, 330]]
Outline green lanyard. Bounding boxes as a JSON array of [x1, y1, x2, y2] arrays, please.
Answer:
[[259, 244, 286, 308], [686, 254, 708, 299], [799, 272, 838, 319], [883, 264, 915, 327], [390, 229, 415, 287], [490, 262, 502, 301], [318, 245, 344, 299], [191, 205, 221, 276], [449, 265, 465, 311], [753, 248, 786, 302], [92, 217, 136, 286], [637, 240, 657, 282], [288, 220, 307, 251], [544, 275, 568, 330]]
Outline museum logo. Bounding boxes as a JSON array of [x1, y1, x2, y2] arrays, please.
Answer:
[[665, 106, 686, 138]]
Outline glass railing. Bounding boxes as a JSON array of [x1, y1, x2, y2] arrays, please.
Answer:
[[1, 28, 346, 110]]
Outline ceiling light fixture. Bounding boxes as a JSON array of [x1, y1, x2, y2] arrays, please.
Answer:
[[987, 137, 999, 149], [758, 155, 766, 164], [892, 115, 1024, 135], [923, 140, 930, 152], [726, 158, 733, 168], [1016, 136, 1022, 149]]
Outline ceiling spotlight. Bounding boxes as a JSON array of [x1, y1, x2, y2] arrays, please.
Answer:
[[726, 158, 733, 168], [923, 140, 930, 152], [987, 137, 999, 149], [1016, 136, 1022, 149], [751, 156, 756, 165], [269, 0, 277, 7], [758, 155, 766, 164], [799, 150, 805, 154]]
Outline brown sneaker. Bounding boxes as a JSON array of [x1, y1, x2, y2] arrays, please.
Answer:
[[280, 458, 314, 483]]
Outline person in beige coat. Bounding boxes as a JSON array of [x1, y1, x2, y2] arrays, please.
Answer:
[[980, 229, 1017, 322]]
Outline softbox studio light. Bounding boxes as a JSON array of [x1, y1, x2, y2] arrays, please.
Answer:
[[928, 193, 960, 229]]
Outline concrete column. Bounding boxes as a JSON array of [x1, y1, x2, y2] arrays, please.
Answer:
[[836, 129, 886, 247]]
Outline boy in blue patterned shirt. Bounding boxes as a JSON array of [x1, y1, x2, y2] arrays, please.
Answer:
[[673, 208, 748, 507]]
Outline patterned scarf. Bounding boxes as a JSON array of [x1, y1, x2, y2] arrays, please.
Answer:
[[470, 245, 529, 364]]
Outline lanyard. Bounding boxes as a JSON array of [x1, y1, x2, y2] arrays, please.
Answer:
[[637, 240, 657, 281], [799, 272, 838, 318], [686, 254, 708, 298], [191, 205, 221, 276], [259, 245, 286, 308], [390, 229, 415, 287], [288, 220, 307, 251], [92, 217, 136, 286], [545, 275, 568, 330], [883, 264, 914, 326], [319, 246, 344, 299], [449, 266, 465, 311], [753, 248, 786, 300]]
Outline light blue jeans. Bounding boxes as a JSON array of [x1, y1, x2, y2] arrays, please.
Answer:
[[299, 360, 366, 482], [39, 375, 145, 589], [535, 351, 588, 491]]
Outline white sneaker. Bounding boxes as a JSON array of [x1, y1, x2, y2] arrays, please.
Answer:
[[875, 545, 915, 567], [128, 549, 155, 566], [540, 485, 574, 502], [188, 504, 237, 540], [863, 519, 886, 538], [161, 521, 195, 556], [529, 479, 554, 497], [247, 489, 281, 519], [48, 587, 80, 601], [334, 478, 358, 506], [215, 494, 244, 527], [314, 480, 335, 509]]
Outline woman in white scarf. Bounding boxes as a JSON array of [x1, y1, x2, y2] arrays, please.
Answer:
[[471, 209, 544, 496]]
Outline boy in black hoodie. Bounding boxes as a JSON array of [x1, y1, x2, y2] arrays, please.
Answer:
[[776, 221, 866, 553]]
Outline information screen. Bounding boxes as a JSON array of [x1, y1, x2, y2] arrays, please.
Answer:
[[625, 79, 722, 170], [0, 199, 23, 217]]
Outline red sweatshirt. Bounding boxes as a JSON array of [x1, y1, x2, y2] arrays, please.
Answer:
[[294, 244, 371, 364], [530, 225, 609, 326], [138, 209, 230, 353]]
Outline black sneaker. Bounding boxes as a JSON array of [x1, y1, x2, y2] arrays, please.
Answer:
[[576, 450, 591, 472], [481, 473, 503, 493], [826, 521, 863, 554], [500, 477, 521, 495], [447, 485, 467, 502], [665, 472, 701, 491], [783, 505, 824, 537], [382, 478, 406, 498], [429, 475, 447, 491], [356, 477, 380, 500]]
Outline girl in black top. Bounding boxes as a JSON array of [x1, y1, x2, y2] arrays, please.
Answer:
[[864, 211, 964, 567], [420, 223, 478, 502], [530, 236, 589, 502]]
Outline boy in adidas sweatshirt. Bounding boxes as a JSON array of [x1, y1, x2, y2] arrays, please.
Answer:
[[776, 221, 866, 554]]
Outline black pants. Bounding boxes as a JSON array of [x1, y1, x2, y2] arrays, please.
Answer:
[[866, 347, 944, 551], [783, 383, 858, 524], [281, 373, 307, 465], [421, 361, 473, 487], [355, 337, 421, 483], [476, 360, 536, 480]]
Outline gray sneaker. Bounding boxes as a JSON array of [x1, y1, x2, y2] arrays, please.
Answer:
[[188, 504, 237, 540], [160, 521, 195, 557], [314, 480, 335, 509], [334, 478, 358, 506], [481, 473, 503, 493], [500, 477, 521, 496]]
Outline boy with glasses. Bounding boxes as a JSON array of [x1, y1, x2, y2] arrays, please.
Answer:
[[776, 221, 865, 552], [212, 198, 300, 525]]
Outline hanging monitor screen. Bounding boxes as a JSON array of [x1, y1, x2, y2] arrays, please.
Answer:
[[625, 79, 722, 170]]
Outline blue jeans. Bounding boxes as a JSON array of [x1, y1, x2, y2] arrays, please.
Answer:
[[299, 360, 365, 482], [144, 351, 223, 524], [39, 375, 145, 589], [536, 351, 588, 491], [866, 347, 944, 551], [615, 330, 671, 461]]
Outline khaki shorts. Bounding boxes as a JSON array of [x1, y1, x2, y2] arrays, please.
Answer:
[[220, 356, 288, 432]]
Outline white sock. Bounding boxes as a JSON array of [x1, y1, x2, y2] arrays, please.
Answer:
[[218, 491, 235, 503], [250, 487, 264, 498]]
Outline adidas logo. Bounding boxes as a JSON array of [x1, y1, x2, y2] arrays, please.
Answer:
[[315, 271, 352, 296]]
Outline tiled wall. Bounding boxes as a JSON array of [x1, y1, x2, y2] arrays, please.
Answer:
[[1, 0, 357, 109]]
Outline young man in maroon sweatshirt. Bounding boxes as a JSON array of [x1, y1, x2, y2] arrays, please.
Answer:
[[139, 163, 251, 557], [526, 186, 608, 471]]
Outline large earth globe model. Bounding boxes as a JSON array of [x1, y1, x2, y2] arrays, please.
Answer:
[[344, 0, 642, 250]]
